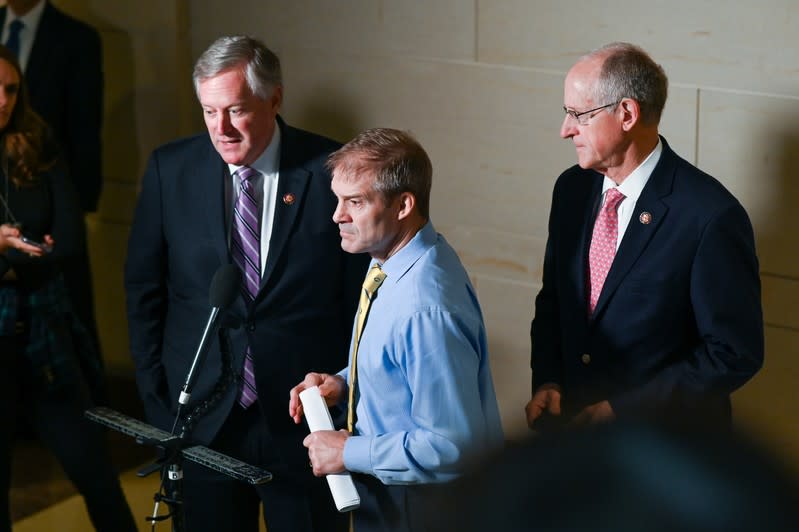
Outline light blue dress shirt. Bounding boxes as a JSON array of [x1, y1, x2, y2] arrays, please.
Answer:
[[340, 222, 504, 484]]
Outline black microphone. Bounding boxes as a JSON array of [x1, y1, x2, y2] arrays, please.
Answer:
[[178, 264, 240, 406]]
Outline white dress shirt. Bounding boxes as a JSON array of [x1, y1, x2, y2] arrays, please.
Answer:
[[600, 138, 663, 251], [227, 122, 281, 274], [1, 0, 46, 72]]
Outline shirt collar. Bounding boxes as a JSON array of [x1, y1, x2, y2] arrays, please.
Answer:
[[602, 137, 663, 202], [227, 119, 281, 178], [4, 0, 46, 37], [374, 221, 436, 284]]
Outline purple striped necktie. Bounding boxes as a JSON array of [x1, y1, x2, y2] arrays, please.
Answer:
[[231, 166, 260, 408]]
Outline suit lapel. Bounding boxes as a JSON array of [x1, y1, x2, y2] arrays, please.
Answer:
[[259, 121, 311, 292], [592, 141, 676, 318], [199, 143, 253, 319], [575, 175, 603, 312], [550, 170, 602, 338], [201, 143, 230, 267], [21, 2, 56, 85]]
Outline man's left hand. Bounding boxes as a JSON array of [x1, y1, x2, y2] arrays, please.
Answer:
[[572, 400, 615, 426], [304, 429, 349, 477]]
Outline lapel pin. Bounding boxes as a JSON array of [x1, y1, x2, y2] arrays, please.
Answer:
[[639, 211, 652, 225], [283, 192, 295, 205]]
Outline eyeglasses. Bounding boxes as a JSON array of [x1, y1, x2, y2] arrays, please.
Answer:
[[563, 101, 619, 126]]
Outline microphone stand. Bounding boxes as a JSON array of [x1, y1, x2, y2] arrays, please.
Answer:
[[86, 329, 270, 531], [136, 433, 186, 531]]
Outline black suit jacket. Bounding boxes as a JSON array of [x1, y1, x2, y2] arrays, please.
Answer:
[[531, 138, 763, 424], [0, 1, 103, 212], [124, 118, 368, 471]]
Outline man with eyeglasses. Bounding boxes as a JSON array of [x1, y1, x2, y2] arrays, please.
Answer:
[[525, 42, 763, 432]]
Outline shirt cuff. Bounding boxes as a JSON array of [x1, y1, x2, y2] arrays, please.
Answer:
[[343, 435, 372, 474]]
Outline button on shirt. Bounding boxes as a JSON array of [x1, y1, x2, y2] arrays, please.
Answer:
[[339, 222, 504, 484]]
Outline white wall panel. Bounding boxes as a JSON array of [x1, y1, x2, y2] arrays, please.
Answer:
[[189, 0, 476, 64], [479, 0, 799, 96], [440, 224, 546, 285], [279, 50, 573, 238]]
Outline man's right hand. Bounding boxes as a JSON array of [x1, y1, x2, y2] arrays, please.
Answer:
[[289, 372, 346, 424], [525, 383, 562, 429]]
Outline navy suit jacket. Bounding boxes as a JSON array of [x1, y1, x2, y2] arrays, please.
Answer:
[[124, 118, 368, 471], [0, 1, 103, 212], [531, 137, 763, 424]]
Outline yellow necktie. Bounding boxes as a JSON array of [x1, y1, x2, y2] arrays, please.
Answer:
[[346, 264, 387, 434]]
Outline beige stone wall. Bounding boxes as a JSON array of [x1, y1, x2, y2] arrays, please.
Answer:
[[43, 0, 796, 466], [43, 0, 195, 375], [187, 1, 799, 464]]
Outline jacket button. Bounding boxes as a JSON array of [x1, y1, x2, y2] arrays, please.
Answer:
[[581, 353, 591, 365], [247, 323, 256, 332]]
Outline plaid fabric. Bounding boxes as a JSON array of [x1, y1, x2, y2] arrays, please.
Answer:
[[0, 273, 101, 393]]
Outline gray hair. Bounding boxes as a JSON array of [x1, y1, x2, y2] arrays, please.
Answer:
[[327, 128, 432, 219], [193, 35, 282, 100], [584, 42, 668, 126]]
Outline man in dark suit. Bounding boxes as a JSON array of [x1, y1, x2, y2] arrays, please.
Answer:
[[1, 0, 104, 398], [0, 0, 103, 212], [525, 42, 763, 431], [125, 35, 367, 532]]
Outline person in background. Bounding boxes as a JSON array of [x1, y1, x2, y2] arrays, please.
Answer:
[[290, 128, 504, 532], [0, 0, 104, 402], [125, 35, 368, 532], [525, 42, 763, 432], [0, 45, 135, 532]]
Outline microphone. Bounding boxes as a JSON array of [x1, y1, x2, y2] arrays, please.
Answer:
[[178, 264, 240, 406]]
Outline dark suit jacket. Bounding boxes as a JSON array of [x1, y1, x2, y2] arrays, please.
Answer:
[[0, 1, 103, 212], [531, 137, 763, 424], [124, 118, 368, 472]]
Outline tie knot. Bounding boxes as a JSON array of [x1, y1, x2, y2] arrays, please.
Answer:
[[237, 166, 258, 183], [9, 19, 24, 33], [363, 265, 386, 296], [604, 188, 625, 210]]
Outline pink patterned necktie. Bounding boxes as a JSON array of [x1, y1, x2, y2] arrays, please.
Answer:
[[231, 166, 260, 408], [587, 188, 625, 316]]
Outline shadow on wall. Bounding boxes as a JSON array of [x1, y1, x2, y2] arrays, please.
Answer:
[[52, 1, 141, 206], [760, 129, 799, 278], [94, 24, 139, 211], [79, 8, 139, 377], [289, 84, 366, 144], [733, 124, 799, 455]]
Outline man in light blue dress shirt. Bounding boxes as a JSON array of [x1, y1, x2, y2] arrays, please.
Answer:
[[290, 128, 503, 531]]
